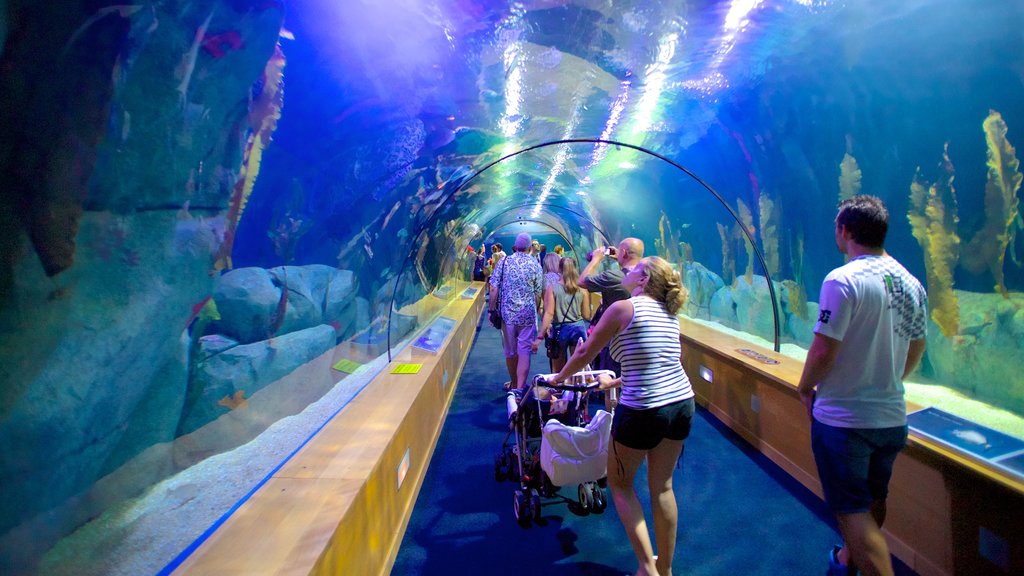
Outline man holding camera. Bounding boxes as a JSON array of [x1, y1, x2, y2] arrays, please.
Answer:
[[580, 237, 644, 318], [579, 238, 644, 377]]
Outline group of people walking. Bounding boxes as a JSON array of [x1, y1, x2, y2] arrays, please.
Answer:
[[483, 195, 927, 576]]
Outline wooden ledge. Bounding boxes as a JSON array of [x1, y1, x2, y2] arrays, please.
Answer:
[[173, 284, 485, 576]]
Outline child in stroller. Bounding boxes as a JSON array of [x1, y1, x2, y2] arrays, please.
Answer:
[[494, 369, 614, 526]]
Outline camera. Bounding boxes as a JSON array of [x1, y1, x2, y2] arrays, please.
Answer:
[[606, 247, 617, 257]]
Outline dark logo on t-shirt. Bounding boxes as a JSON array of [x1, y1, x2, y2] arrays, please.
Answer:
[[818, 309, 832, 324]]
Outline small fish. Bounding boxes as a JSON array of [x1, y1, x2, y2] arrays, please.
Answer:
[[279, 27, 295, 40], [185, 296, 214, 327], [201, 31, 243, 59], [364, 243, 374, 259], [381, 201, 401, 231], [218, 390, 248, 410]]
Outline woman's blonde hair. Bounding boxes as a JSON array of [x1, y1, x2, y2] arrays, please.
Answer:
[[639, 256, 687, 315], [559, 257, 581, 295], [543, 253, 561, 274], [553, 245, 564, 256]]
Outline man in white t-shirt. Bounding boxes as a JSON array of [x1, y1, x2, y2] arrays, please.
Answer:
[[797, 195, 927, 576]]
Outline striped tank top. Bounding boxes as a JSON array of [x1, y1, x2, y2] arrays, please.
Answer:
[[610, 295, 694, 409]]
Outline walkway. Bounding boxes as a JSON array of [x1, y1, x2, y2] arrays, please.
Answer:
[[394, 308, 916, 575]]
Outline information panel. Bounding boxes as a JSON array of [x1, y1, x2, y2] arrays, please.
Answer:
[[908, 407, 1024, 478]]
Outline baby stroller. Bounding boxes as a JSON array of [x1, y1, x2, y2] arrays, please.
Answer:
[[494, 369, 615, 526]]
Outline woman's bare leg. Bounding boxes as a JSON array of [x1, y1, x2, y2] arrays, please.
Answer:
[[608, 441, 659, 576], [647, 438, 684, 576]]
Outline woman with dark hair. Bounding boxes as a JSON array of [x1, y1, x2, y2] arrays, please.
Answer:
[[543, 256, 693, 576], [534, 257, 591, 372]]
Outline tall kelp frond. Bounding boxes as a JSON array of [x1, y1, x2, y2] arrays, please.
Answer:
[[758, 193, 779, 277], [908, 146, 960, 337], [214, 43, 286, 272], [838, 152, 862, 202], [736, 198, 756, 283], [963, 110, 1022, 297]]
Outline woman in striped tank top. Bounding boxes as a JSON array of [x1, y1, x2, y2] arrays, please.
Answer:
[[543, 256, 694, 576]]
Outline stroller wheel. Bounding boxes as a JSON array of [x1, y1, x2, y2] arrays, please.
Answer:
[[513, 490, 530, 526], [540, 471, 557, 497], [494, 453, 507, 482], [577, 483, 594, 512], [530, 488, 542, 521], [592, 484, 607, 513]]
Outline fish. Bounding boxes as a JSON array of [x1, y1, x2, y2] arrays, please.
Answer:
[[381, 201, 402, 231], [201, 31, 243, 59], [279, 27, 295, 40], [218, 390, 248, 410], [185, 296, 213, 327]]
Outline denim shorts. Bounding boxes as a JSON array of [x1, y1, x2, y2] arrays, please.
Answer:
[[612, 397, 695, 450], [811, 419, 908, 515]]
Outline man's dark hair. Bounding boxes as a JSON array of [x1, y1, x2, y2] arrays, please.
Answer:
[[836, 195, 888, 248], [494, 242, 503, 251]]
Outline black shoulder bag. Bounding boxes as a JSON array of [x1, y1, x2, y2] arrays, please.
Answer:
[[545, 290, 576, 359], [488, 259, 506, 329]]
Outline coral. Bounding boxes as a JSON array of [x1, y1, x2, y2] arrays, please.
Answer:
[[736, 198, 756, 283], [839, 152, 862, 202], [782, 279, 808, 320], [214, 43, 287, 272], [758, 193, 780, 277], [961, 111, 1023, 297], [908, 146, 961, 337], [680, 241, 694, 263], [717, 222, 735, 285]]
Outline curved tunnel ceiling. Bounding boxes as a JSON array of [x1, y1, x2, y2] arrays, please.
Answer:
[[232, 0, 1024, 352]]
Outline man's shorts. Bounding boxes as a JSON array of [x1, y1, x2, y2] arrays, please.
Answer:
[[811, 419, 908, 515], [612, 397, 695, 450], [501, 322, 537, 358]]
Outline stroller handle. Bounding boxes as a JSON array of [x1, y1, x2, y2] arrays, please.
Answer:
[[534, 369, 615, 391]]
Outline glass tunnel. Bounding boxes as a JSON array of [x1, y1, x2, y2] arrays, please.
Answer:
[[1, 0, 1023, 574]]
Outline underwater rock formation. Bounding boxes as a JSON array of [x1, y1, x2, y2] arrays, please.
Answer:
[[925, 290, 1024, 417], [682, 261, 725, 318], [908, 153, 961, 338], [0, 1, 132, 284], [0, 1, 286, 562], [0, 211, 213, 540], [731, 274, 785, 342], [213, 265, 356, 344], [962, 111, 1022, 297], [179, 324, 337, 435]]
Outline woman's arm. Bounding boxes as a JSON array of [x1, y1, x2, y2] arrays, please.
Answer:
[[551, 299, 632, 381], [580, 288, 591, 321], [532, 286, 556, 353]]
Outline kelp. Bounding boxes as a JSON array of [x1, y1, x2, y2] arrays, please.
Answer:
[[717, 222, 735, 286], [758, 193, 780, 277], [908, 146, 961, 337], [214, 43, 286, 272], [839, 152, 862, 202], [737, 198, 756, 283], [962, 111, 1022, 297]]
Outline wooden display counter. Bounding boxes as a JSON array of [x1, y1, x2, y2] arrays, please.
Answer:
[[679, 317, 1024, 576], [172, 283, 485, 576]]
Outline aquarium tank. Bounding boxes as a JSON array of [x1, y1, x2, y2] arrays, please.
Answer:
[[1, 0, 1022, 573]]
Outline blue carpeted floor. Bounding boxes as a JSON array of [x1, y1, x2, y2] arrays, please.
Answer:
[[393, 307, 917, 575]]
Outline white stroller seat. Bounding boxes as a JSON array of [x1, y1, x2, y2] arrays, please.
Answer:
[[540, 409, 612, 487]]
